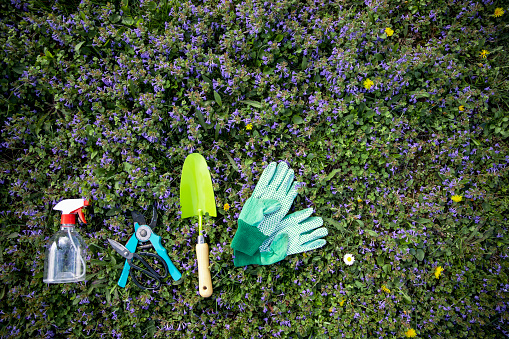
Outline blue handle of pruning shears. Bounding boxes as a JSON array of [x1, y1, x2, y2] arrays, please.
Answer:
[[118, 235, 139, 288], [149, 233, 182, 281]]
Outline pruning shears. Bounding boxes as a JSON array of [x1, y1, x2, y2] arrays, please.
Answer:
[[108, 238, 169, 290], [115, 206, 182, 288]]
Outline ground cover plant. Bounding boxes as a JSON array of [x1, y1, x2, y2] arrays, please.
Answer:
[[1, 0, 508, 337]]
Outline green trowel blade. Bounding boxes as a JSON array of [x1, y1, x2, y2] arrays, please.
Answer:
[[180, 153, 217, 219]]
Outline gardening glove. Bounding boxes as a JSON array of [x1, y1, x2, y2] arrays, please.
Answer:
[[233, 233, 289, 267], [231, 161, 298, 256], [233, 208, 327, 267]]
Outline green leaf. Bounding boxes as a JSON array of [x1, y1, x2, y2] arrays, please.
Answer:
[[194, 107, 210, 130], [240, 100, 262, 108], [201, 75, 212, 84], [366, 230, 377, 237], [354, 281, 364, 289], [106, 288, 111, 305], [122, 16, 134, 25], [214, 91, 222, 107], [402, 294, 412, 304], [358, 102, 366, 113], [376, 256, 384, 266], [355, 219, 364, 227], [292, 115, 304, 124], [75, 41, 85, 53], [409, 90, 430, 99], [7, 232, 18, 239], [123, 162, 132, 172], [416, 218, 432, 224], [106, 208, 121, 216], [110, 13, 121, 23], [44, 48, 54, 59], [146, 1, 157, 10], [415, 249, 425, 261], [12, 66, 25, 74], [301, 56, 308, 70], [223, 150, 239, 173], [324, 217, 346, 232], [324, 169, 341, 182], [382, 264, 391, 273], [275, 34, 285, 42], [0, 285, 6, 301], [128, 79, 137, 95]]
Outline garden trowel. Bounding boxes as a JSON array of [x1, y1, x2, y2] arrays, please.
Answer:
[[180, 153, 217, 297]]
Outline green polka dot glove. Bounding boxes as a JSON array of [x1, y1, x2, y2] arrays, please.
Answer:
[[230, 162, 298, 256], [233, 208, 327, 267]]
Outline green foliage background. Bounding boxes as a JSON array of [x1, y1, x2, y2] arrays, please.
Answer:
[[0, 0, 508, 338]]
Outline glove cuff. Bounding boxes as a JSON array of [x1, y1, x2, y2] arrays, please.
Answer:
[[233, 249, 262, 267], [230, 218, 269, 256]]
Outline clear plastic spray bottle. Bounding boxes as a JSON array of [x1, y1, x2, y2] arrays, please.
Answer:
[[43, 199, 89, 283]]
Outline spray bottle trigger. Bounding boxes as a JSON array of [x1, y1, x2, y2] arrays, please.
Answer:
[[77, 208, 87, 224]]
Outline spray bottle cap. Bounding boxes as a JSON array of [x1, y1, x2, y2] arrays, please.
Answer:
[[53, 199, 89, 226]]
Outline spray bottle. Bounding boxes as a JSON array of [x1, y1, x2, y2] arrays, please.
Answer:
[[43, 199, 89, 283]]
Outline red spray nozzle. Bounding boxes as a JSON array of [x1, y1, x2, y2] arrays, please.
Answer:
[[54, 199, 90, 225]]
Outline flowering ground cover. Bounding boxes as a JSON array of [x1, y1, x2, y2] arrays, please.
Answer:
[[1, 0, 508, 337]]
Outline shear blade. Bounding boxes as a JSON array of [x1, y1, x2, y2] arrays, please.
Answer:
[[132, 210, 146, 226], [149, 205, 158, 229]]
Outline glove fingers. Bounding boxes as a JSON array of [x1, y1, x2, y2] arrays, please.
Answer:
[[301, 239, 327, 253], [265, 162, 290, 195], [276, 166, 295, 195], [288, 180, 299, 194], [261, 199, 281, 215], [299, 227, 328, 246], [252, 162, 277, 197], [282, 208, 314, 225], [294, 216, 324, 235]]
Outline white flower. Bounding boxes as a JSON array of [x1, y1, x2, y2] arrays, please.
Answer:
[[343, 254, 355, 265]]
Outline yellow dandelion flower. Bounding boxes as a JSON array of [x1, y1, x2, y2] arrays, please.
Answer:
[[451, 195, 463, 202], [223, 203, 230, 211], [329, 307, 333, 312], [246, 123, 253, 130], [385, 27, 394, 36], [459, 105, 464, 111], [480, 50, 489, 59], [339, 298, 346, 306], [363, 78, 374, 90], [405, 328, 417, 338], [494, 8, 504, 17], [381, 285, 391, 293], [357, 197, 363, 203], [434, 266, 444, 279]]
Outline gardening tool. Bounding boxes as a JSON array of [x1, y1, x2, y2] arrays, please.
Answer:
[[116, 206, 182, 288], [180, 153, 216, 298], [44, 199, 89, 283], [108, 238, 169, 290]]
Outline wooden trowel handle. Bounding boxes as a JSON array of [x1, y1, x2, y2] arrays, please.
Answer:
[[196, 242, 213, 297]]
